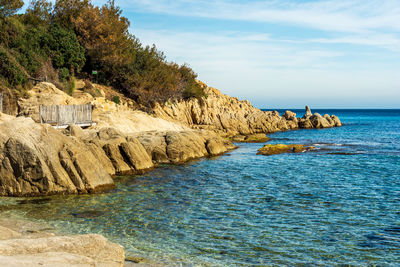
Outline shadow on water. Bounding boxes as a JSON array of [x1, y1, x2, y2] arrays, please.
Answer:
[[71, 210, 106, 218], [361, 227, 400, 248], [18, 197, 53, 205]]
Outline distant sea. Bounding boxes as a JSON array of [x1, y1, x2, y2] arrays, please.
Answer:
[[1, 109, 400, 266]]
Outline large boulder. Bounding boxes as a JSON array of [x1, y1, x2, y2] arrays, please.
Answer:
[[309, 113, 332, 128], [133, 130, 236, 164], [0, 234, 124, 267], [283, 110, 297, 121], [0, 117, 114, 196]]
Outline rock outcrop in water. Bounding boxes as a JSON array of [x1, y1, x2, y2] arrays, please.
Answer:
[[298, 105, 342, 129], [257, 144, 316, 156], [153, 84, 342, 136]]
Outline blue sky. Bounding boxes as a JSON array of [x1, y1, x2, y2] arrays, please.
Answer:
[[24, 0, 400, 108]]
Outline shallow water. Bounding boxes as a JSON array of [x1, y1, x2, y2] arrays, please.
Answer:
[[1, 109, 400, 266]]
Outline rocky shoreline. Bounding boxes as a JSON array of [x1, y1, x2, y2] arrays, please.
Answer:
[[0, 217, 125, 266], [0, 81, 342, 266]]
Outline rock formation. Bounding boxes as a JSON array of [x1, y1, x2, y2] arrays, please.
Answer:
[[298, 106, 342, 129], [0, 219, 124, 267], [0, 115, 236, 196], [0, 82, 342, 197], [257, 144, 316, 156], [0, 117, 114, 196], [153, 83, 342, 136]]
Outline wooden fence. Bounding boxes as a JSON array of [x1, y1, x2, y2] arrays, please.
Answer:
[[39, 104, 93, 128], [0, 93, 3, 113]]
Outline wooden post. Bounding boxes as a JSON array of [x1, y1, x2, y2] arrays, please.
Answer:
[[0, 93, 3, 113], [73, 104, 77, 124], [56, 105, 60, 126], [39, 105, 43, 123]]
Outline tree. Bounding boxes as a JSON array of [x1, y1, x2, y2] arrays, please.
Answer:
[[46, 24, 85, 75], [25, 0, 53, 24], [74, 0, 134, 70], [0, 0, 24, 18], [52, 0, 90, 28]]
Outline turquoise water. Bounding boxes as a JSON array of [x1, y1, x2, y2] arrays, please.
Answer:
[[1, 109, 400, 266]]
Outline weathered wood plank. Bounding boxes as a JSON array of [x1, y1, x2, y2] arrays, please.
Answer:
[[39, 104, 93, 127]]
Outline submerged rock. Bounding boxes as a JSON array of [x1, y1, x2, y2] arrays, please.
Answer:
[[257, 144, 316, 156], [231, 133, 270, 143]]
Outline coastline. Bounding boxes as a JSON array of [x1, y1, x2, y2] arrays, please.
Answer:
[[0, 81, 342, 265]]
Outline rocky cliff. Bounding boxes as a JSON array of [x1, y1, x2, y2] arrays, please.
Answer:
[[0, 81, 341, 197], [0, 116, 234, 197], [153, 83, 342, 136]]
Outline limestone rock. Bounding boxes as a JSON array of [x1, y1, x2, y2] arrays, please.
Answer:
[[257, 144, 315, 156], [331, 115, 342, 127], [309, 113, 332, 128], [165, 131, 208, 163], [153, 84, 340, 134], [283, 110, 297, 121], [0, 226, 21, 240], [85, 142, 116, 176], [303, 105, 312, 118], [120, 139, 154, 172], [298, 118, 313, 129], [0, 117, 114, 196], [102, 143, 132, 175], [135, 132, 169, 164], [232, 133, 270, 143], [0, 234, 124, 267], [64, 124, 85, 138], [133, 130, 236, 164], [206, 139, 229, 156], [323, 114, 335, 127]]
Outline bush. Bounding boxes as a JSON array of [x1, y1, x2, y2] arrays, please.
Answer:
[[63, 76, 75, 95], [112, 95, 120, 105], [0, 46, 28, 86], [58, 67, 70, 82]]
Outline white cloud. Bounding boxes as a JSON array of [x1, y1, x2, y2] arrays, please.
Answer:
[[121, 0, 400, 34], [134, 28, 400, 108]]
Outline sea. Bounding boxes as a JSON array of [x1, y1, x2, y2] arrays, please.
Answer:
[[1, 109, 399, 266]]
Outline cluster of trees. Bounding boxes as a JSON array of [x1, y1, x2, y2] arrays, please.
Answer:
[[0, 0, 205, 106]]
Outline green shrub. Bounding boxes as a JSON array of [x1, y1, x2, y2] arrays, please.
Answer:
[[63, 76, 76, 95], [112, 95, 120, 105], [0, 46, 27, 86], [58, 67, 70, 82]]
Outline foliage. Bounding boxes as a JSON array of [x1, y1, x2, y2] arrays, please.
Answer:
[[24, 0, 53, 25], [0, 0, 206, 105], [46, 24, 85, 74], [112, 95, 120, 105], [0, 0, 23, 18], [0, 45, 28, 86]]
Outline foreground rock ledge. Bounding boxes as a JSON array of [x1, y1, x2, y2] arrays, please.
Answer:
[[0, 220, 124, 267]]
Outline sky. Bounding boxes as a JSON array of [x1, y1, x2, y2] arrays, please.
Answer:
[[24, 0, 400, 108]]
